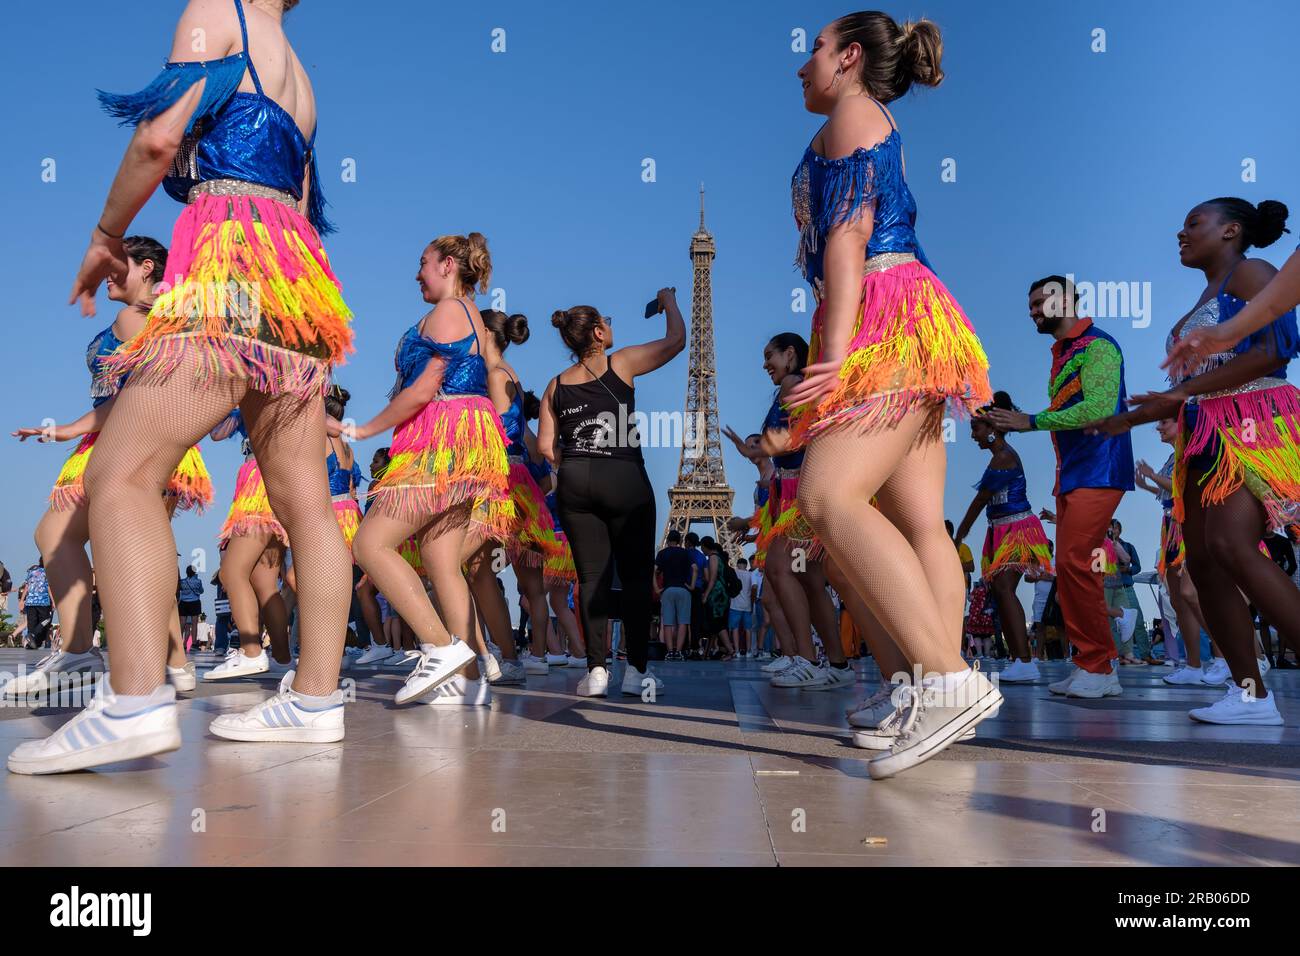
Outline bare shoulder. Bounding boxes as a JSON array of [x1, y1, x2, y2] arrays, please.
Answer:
[[821, 96, 894, 159], [1229, 257, 1280, 298], [170, 0, 240, 62]]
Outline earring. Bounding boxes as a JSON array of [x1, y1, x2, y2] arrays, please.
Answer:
[[831, 64, 844, 87]]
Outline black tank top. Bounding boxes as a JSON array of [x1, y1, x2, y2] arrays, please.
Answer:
[[553, 366, 643, 463]]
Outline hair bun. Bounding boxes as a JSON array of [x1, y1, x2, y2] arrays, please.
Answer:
[[900, 19, 945, 88], [1254, 200, 1291, 249], [506, 313, 531, 345], [551, 309, 568, 329]]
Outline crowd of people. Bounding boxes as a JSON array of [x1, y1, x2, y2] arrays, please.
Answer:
[[2, 1, 1298, 783]]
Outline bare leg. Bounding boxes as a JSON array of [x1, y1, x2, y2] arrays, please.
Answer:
[[356, 576, 385, 646], [989, 569, 1031, 661], [547, 586, 584, 655], [764, 539, 818, 661], [220, 535, 274, 658], [799, 409, 966, 674], [795, 559, 847, 665], [355, 512, 453, 647], [824, 554, 909, 678], [250, 543, 289, 664], [33, 504, 94, 654], [465, 543, 517, 659]]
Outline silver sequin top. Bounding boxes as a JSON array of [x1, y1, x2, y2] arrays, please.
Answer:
[[1167, 298, 1285, 401]]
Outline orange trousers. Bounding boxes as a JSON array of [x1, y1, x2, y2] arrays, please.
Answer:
[[1055, 488, 1124, 674]]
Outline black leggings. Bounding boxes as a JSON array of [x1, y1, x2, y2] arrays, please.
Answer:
[[556, 457, 655, 673]]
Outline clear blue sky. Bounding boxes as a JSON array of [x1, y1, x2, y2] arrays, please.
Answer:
[[2, 0, 1297, 629]]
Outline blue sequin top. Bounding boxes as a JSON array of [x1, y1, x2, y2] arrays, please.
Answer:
[[86, 325, 126, 408], [763, 393, 804, 470], [500, 376, 527, 456], [975, 462, 1032, 520], [326, 448, 362, 496], [790, 99, 931, 286], [97, 0, 332, 233], [390, 300, 488, 400]]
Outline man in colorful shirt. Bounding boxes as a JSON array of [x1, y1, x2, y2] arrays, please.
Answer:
[[984, 276, 1135, 697], [22, 561, 54, 649]]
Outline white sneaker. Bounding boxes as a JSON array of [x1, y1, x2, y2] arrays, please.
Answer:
[[263, 658, 295, 680], [854, 703, 976, 750], [426, 674, 493, 707], [1048, 665, 1083, 696], [998, 659, 1041, 684], [1200, 658, 1231, 686], [394, 638, 476, 705], [522, 654, 550, 675], [621, 664, 664, 697], [1, 648, 106, 697], [1189, 683, 1283, 725], [546, 653, 570, 666], [1163, 658, 1180, 667], [166, 661, 197, 693], [755, 651, 772, 662], [486, 640, 504, 663], [203, 648, 269, 681], [481, 654, 503, 683], [490, 659, 526, 686], [805, 662, 855, 691], [761, 655, 793, 674], [576, 666, 609, 698], [1066, 668, 1122, 698], [867, 672, 1002, 778], [384, 650, 422, 672], [209, 671, 346, 742], [565, 654, 587, 668], [1163, 663, 1209, 686], [7, 677, 180, 775], [770, 657, 827, 688], [354, 643, 396, 666], [847, 687, 897, 729]]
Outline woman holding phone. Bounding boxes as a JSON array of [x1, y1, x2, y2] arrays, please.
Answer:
[[538, 288, 684, 697]]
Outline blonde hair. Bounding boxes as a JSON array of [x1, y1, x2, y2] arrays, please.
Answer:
[[430, 233, 492, 294]]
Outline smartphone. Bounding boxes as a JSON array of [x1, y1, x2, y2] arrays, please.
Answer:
[[644, 287, 676, 318]]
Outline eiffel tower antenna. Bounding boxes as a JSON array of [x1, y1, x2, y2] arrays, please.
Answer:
[[663, 185, 742, 562]]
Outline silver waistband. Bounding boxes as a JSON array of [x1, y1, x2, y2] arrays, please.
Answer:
[[813, 252, 917, 303], [988, 509, 1033, 528], [775, 467, 801, 480], [188, 179, 296, 207], [331, 493, 357, 504], [1191, 377, 1289, 402]]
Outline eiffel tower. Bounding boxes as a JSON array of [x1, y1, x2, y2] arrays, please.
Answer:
[[662, 185, 741, 562]]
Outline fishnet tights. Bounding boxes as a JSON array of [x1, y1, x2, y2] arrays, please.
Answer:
[[83, 350, 351, 696]]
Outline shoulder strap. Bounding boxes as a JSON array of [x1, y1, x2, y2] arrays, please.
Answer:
[[457, 298, 481, 354], [233, 0, 264, 95], [1217, 259, 1244, 297], [869, 97, 895, 131]]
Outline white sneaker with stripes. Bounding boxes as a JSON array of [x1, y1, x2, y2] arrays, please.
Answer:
[[203, 647, 269, 681], [209, 671, 346, 743], [1, 647, 106, 697], [426, 675, 493, 706], [394, 638, 476, 705], [7, 677, 180, 775]]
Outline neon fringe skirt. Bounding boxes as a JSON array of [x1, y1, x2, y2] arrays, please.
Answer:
[[1173, 384, 1300, 532], [1157, 512, 1185, 578], [749, 501, 773, 570], [767, 469, 824, 561], [505, 460, 565, 567], [100, 190, 353, 399], [980, 510, 1054, 578], [790, 255, 992, 444], [50, 433, 213, 513], [218, 458, 287, 546], [368, 394, 515, 540], [543, 531, 577, 587], [332, 494, 362, 551]]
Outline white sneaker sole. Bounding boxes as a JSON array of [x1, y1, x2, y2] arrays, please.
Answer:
[[997, 672, 1041, 684], [489, 674, 526, 686], [168, 673, 197, 693], [621, 681, 663, 697], [7, 727, 181, 775], [4, 665, 105, 697], [208, 720, 344, 743], [801, 672, 855, 692], [867, 688, 1003, 779], [1066, 684, 1122, 699], [1188, 709, 1284, 726], [854, 726, 976, 751], [203, 663, 269, 681]]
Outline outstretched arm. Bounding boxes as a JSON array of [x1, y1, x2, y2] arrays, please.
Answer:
[[611, 288, 686, 380], [13, 396, 118, 442], [342, 360, 444, 441]]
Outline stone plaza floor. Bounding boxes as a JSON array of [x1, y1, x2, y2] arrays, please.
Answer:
[[0, 649, 1296, 866]]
